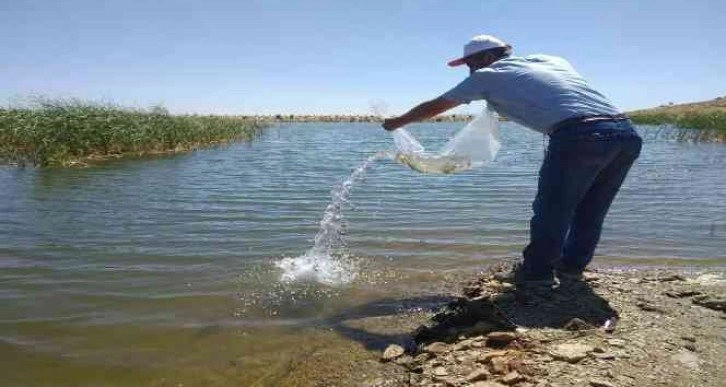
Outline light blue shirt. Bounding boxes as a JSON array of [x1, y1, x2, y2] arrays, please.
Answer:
[[441, 55, 622, 134]]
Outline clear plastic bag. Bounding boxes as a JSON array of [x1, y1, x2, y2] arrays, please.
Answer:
[[392, 105, 501, 174]]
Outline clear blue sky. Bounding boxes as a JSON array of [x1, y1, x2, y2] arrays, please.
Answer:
[[2, 0, 724, 115]]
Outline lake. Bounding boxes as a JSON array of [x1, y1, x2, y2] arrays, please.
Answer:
[[1, 122, 724, 385]]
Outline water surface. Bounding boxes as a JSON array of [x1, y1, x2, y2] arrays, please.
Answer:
[[1, 122, 724, 385]]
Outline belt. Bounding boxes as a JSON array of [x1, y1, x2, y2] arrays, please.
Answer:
[[550, 114, 630, 134]]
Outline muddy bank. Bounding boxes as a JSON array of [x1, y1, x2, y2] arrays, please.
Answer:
[[357, 265, 725, 387]]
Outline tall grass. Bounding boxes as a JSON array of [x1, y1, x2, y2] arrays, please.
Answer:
[[0, 99, 266, 167], [629, 110, 726, 142]]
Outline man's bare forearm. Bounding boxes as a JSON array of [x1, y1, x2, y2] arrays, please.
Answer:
[[383, 97, 461, 131]]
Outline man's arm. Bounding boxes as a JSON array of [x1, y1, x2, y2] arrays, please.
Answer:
[[382, 97, 461, 131]]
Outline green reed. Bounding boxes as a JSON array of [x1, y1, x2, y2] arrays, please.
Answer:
[[0, 99, 266, 167], [629, 110, 726, 142]]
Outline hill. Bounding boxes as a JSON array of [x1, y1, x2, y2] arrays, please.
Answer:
[[628, 97, 726, 141]]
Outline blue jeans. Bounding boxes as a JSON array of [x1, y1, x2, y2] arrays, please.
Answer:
[[522, 120, 642, 280]]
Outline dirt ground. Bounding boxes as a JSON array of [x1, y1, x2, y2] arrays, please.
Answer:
[[360, 265, 726, 387]]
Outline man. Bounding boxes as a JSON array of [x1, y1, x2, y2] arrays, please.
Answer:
[[383, 34, 642, 291]]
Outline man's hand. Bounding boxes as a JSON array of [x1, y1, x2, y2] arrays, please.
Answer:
[[380, 97, 461, 131]]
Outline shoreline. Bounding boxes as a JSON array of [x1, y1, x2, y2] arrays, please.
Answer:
[[354, 264, 726, 387]]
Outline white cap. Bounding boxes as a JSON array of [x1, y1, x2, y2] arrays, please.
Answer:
[[448, 34, 508, 67]]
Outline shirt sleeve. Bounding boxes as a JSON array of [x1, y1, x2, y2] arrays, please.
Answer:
[[440, 74, 487, 104]]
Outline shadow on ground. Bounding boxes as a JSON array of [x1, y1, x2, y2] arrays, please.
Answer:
[[322, 268, 617, 351]]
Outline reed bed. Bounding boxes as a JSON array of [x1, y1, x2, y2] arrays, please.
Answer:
[[0, 99, 266, 167], [629, 110, 726, 142]]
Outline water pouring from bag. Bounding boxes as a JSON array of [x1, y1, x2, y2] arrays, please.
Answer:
[[391, 104, 502, 174]]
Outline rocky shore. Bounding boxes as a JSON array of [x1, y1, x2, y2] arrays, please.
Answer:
[[365, 265, 726, 387]]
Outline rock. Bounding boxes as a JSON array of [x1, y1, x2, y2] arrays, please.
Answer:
[[381, 344, 405, 362], [606, 339, 626, 348], [657, 273, 687, 282], [591, 352, 616, 360], [693, 295, 726, 312], [471, 381, 507, 387], [394, 354, 414, 366], [466, 368, 491, 382], [549, 343, 594, 363], [424, 342, 450, 354], [454, 339, 475, 351], [681, 335, 696, 342], [414, 352, 431, 363], [672, 350, 700, 370], [589, 379, 616, 387], [493, 272, 513, 283], [563, 318, 595, 331], [665, 290, 702, 298], [583, 272, 600, 281], [433, 366, 449, 376], [684, 343, 697, 352], [433, 375, 459, 385], [489, 356, 509, 374], [636, 301, 666, 313], [487, 331, 518, 345], [478, 350, 509, 363], [501, 371, 525, 385]]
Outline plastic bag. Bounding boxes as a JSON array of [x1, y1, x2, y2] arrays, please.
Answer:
[[392, 105, 501, 174]]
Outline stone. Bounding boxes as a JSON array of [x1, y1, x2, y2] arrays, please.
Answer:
[[414, 353, 431, 363], [659, 274, 686, 282], [425, 342, 450, 354], [692, 295, 726, 312], [394, 354, 414, 366], [684, 343, 697, 352], [478, 350, 509, 363], [583, 272, 600, 282], [591, 352, 616, 360], [549, 343, 594, 363], [672, 350, 700, 370], [466, 368, 491, 382], [636, 301, 665, 313], [381, 344, 405, 362], [589, 379, 616, 387], [433, 366, 449, 376], [471, 381, 507, 387], [501, 371, 525, 385], [433, 375, 459, 386], [665, 290, 702, 298], [454, 339, 475, 351], [487, 331, 518, 344], [489, 356, 509, 374], [456, 355, 472, 363], [471, 340, 485, 348], [563, 318, 595, 331], [606, 339, 626, 348]]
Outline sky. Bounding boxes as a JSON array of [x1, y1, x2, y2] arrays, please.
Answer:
[[1, 0, 724, 115]]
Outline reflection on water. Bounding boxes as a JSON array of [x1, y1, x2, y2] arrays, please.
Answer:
[[1, 122, 725, 384]]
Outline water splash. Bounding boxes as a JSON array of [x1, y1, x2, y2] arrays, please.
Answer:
[[276, 152, 386, 285]]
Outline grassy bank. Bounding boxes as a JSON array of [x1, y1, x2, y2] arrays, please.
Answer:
[[628, 97, 726, 142], [0, 99, 266, 167]]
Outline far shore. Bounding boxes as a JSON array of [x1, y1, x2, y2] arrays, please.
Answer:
[[247, 114, 475, 123], [251, 97, 726, 142]]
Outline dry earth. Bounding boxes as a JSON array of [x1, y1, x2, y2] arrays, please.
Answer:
[[362, 266, 726, 387]]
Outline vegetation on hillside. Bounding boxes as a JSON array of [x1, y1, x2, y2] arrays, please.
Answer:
[[628, 97, 726, 142]]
